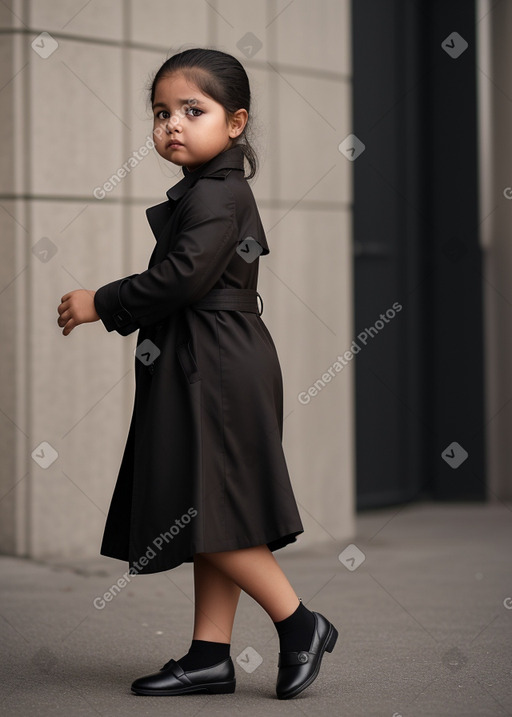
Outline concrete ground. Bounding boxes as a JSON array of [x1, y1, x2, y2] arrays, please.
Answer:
[[1, 501, 512, 717]]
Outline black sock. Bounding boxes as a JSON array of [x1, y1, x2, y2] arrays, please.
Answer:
[[273, 600, 316, 653], [176, 639, 230, 671]]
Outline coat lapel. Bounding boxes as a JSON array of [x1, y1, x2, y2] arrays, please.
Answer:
[[145, 201, 173, 241], [145, 146, 246, 242]]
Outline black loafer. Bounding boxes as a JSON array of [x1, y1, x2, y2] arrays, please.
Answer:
[[276, 611, 338, 699], [131, 656, 236, 695]]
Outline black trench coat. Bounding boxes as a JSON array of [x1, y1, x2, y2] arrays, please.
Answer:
[[93, 146, 304, 575]]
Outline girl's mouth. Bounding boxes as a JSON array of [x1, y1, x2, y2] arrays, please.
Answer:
[[167, 141, 184, 149]]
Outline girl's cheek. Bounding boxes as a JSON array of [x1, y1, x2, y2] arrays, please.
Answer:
[[154, 144, 167, 159], [154, 117, 169, 134]]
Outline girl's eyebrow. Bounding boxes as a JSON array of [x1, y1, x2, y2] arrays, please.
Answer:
[[152, 98, 205, 110], [177, 98, 205, 106]]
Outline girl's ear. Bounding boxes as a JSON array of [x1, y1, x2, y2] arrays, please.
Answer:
[[228, 109, 248, 138]]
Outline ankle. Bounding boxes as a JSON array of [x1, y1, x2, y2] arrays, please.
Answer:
[[273, 600, 316, 653], [270, 596, 301, 623], [177, 639, 231, 671]]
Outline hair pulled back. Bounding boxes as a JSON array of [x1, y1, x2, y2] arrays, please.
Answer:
[[149, 48, 258, 179]]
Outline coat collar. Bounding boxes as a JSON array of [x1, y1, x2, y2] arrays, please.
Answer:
[[166, 145, 245, 202], [146, 146, 245, 240]]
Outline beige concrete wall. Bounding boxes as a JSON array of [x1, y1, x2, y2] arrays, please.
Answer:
[[478, 0, 512, 501], [0, 0, 355, 560]]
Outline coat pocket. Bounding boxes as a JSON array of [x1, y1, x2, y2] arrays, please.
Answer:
[[176, 341, 201, 384]]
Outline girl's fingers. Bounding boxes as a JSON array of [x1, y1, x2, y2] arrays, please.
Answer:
[[62, 319, 74, 336], [58, 306, 76, 329], [58, 299, 70, 316], [58, 293, 74, 335]]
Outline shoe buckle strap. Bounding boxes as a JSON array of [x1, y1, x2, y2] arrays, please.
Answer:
[[278, 650, 311, 667], [160, 659, 192, 685]]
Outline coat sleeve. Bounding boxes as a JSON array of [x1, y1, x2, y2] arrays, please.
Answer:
[[94, 179, 238, 336]]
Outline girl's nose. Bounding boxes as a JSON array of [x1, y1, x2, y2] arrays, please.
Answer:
[[166, 113, 182, 133]]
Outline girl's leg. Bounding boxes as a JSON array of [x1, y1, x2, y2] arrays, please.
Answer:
[[197, 544, 300, 622], [192, 552, 242, 643], [196, 545, 328, 682], [197, 545, 338, 701], [172, 554, 241, 672], [131, 557, 241, 693]]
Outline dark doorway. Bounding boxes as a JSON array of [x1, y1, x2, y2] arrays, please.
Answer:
[[351, 0, 486, 508]]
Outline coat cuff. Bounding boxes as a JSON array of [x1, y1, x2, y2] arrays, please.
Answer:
[[94, 275, 139, 336]]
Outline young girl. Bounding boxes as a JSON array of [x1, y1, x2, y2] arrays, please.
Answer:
[[57, 48, 337, 700]]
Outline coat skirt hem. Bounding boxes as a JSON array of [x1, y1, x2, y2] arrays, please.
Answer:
[[100, 527, 304, 575]]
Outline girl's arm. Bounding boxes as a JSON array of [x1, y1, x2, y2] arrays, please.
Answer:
[[93, 180, 238, 336]]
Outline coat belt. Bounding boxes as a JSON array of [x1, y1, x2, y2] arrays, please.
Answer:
[[191, 288, 263, 316], [145, 289, 263, 376]]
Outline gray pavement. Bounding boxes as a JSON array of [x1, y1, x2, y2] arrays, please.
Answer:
[[1, 501, 512, 716]]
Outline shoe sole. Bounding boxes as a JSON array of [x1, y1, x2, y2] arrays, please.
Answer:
[[132, 679, 236, 696], [277, 622, 338, 700]]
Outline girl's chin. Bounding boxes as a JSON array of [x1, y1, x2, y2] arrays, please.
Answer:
[[155, 149, 186, 165], [168, 157, 186, 166], [154, 149, 208, 171]]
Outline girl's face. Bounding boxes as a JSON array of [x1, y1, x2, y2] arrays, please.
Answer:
[[152, 73, 247, 171]]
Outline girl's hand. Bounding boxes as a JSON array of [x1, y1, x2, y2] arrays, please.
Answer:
[[57, 289, 100, 336]]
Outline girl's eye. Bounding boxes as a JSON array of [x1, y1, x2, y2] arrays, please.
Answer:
[[185, 107, 203, 117], [155, 110, 170, 120]]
